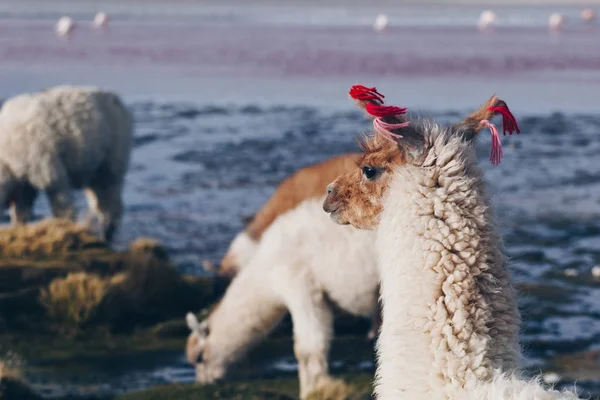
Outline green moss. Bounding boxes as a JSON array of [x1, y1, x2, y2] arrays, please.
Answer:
[[0, 219, 223, 335], [116, 374, 373, 400], [0, 323, 185, 366]]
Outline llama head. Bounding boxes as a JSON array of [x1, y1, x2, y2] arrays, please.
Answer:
[[324, 88, 519, 230], [219, 230, 259, 277], [185, 312, 226, 383]]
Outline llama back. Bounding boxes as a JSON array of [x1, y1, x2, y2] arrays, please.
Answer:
[[256, 197, 379, 317], [220, 153, 362, 276], [0, 86, 133, 187], [246, 153, 362, 240]]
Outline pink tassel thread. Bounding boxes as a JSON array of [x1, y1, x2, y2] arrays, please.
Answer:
[[373, 118, 410, 144], [480, 119, 503, 165]]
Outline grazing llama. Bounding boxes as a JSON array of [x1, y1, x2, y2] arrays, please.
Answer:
[[323, 85, 580, 399], [219, 153, 382, 339], [0, 85, 133, 242], [187, 193, 380, 399]]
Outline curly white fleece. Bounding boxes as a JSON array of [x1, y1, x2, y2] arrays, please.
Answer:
[[0, 85, 132, 239], [374, 121, 578, 399]]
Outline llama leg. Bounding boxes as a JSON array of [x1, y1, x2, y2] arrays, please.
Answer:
[[286, 287, 334, 399], [9, 184, 38, 224], [85, 182, 123, 243], [46, 184, 75, 221]]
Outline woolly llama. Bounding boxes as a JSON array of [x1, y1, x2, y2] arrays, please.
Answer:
[[219, 153, 382, 339], [187, 193, 380, 399], [323, 85, 580, 399], [0, 85, 133, 242]]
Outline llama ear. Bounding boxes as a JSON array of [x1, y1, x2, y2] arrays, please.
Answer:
[[371, 119, 426, 163], [186, 312, 201, 331], [452, 95, 499, 141], [394, 123, 427, 163], [451, 95, 520, 166]]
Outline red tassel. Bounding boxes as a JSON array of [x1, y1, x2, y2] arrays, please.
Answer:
[[349, 85, 385, 104], [487, 105, 521, 136], [365, 103, 407, 118]]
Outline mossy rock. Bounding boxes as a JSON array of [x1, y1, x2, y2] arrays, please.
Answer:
[[0, 219, 222, 334], [0, 219, 105, 257]]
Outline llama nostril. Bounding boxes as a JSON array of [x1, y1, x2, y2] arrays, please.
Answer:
[[196, 352, 204, 364], [326, 184, 335, 195]]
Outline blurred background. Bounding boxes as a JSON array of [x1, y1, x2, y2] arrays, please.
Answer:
[[1, 0, 600, 399]]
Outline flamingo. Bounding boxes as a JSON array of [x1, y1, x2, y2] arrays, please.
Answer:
[[581, 8, 596, 24], [373, 14, 388, 33], [92, 12, 109, 29], [478, 10, 496, 31], [55, 16, 75, 37], [549, 13, 565, 31]]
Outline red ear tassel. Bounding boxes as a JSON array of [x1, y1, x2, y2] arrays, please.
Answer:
[[349, 85, 385, 104], [487, 104, 521, 136], [365, 103, 407, 118]]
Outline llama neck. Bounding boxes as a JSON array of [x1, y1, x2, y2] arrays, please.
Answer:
[[374, 162, 521, 400]]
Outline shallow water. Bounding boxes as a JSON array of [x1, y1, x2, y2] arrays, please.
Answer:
[[1, 1, 600, 397]]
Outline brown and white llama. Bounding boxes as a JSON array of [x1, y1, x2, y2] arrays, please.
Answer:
[[323, 85, 580, 399], [186, 192, 380, 399], [218, 154, 383, 340]]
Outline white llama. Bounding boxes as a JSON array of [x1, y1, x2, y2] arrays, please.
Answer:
[[186, 196, 379, 399], [219, 153, 382, 339], [323, 85, 580, 399], [0, 85, 133, 242]]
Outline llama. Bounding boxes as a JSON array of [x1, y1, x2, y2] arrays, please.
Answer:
[[323, 85, 580, 399], [220, 153, 361, 277], [187, 196, 380, 399], [0, 85, 133, 242], [219, 153, 382, 339]]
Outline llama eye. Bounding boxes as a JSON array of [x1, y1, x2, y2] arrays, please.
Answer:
[[362, 166, 380, 180]]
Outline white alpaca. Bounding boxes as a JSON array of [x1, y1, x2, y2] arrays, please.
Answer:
[[219, 153, 382, 339], [187, 197, 379, 399], [0, 85, 133, 242], [324, 88, 580, 399]]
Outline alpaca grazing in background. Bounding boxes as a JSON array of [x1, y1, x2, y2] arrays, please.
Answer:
[[323, 85, 579, 399], [219, 153, 382, 339], [0, 85, 133, 242], [186, 194, 380, 399]]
